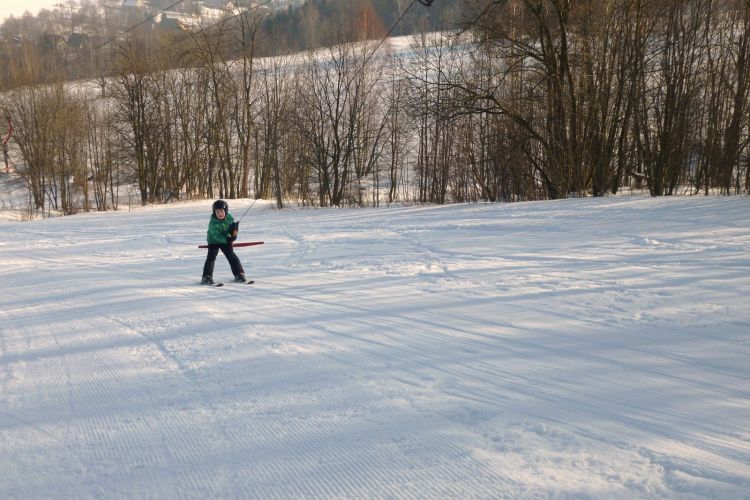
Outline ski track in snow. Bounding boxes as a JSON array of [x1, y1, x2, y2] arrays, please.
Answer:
[[1, 196, 749, 498]]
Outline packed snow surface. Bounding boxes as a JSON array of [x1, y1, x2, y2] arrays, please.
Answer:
[[1, 196, 749, 498]]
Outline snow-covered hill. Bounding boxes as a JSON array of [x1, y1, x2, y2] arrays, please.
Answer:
[[1, 196, 749, 498]]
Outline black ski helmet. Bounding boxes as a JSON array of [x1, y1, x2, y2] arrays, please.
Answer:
[[212, 199, 228, 213]]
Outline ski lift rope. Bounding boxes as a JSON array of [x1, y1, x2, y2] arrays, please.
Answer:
[[361, 0, 435, 70]]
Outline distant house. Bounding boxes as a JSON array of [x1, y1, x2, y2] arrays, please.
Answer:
[[153, 11, 195, 30], [198, 0, 226, 7], [122, 0, 148, 7], [67, 33, 89, 49], [152, 6, 227, 31]]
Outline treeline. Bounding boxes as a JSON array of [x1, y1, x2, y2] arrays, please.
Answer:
[[456, 0, 750, 199], [1, 0, 749, 216], [263, 0, 460, 52], [0, 0, 459, 89]]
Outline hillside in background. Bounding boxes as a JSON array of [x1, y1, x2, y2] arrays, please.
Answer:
[[0, 0, 459, 87], [2, 1, 748, 215]]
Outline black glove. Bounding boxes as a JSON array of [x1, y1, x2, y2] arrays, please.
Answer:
[[227, 234, 237, 243], [228, 222, 239, 232]]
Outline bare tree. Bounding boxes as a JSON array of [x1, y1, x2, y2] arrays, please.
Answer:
[[4, 83, 88, 214], [257, 51, 294, 208], [296, 43, 359, 206], [229, 6, 263, 199], [187, 20, 241, 199], [85, 101, 119, 210], [712, 0, 750, 194], [634, 0, 707, 195]]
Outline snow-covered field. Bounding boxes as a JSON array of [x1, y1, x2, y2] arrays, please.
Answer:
[[1, 196, 749, 498]]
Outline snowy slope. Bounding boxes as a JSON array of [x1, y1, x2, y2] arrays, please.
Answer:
[[1, 196, 749, 498]]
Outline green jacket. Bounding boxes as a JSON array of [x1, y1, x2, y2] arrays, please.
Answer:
[[207, 213, 235, 244]]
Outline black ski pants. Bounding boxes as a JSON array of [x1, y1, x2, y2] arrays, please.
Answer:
[[202, 243, 245, 278]]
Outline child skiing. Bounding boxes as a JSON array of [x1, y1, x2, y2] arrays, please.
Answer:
[[201, 199, 247, 285]]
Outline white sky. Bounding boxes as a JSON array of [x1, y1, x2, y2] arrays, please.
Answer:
[[1, 0, 64, 23]]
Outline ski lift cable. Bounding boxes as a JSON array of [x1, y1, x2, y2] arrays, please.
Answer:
[[63, 0, 273, 77], [361, 0, 434, 70], [63, 0, 186, 69], [128, 0, 275, 62], [163, 0, 275, 50], [92, 0, 185, 57], [237, 197, 258, 223]]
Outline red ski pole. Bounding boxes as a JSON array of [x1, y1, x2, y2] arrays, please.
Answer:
[[198, 241, 264, 249]]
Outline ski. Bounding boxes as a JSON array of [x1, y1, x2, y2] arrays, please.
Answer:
[[198, 280, 253, 287]]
